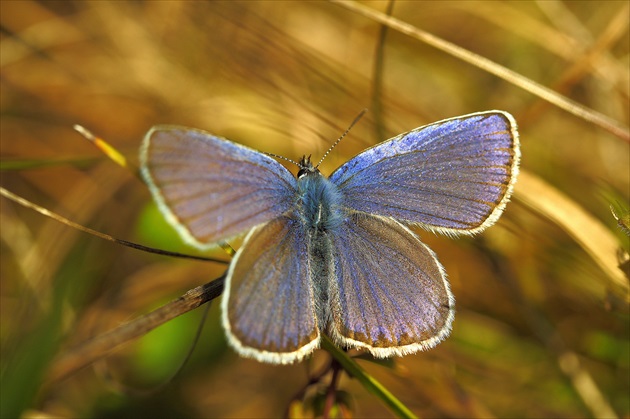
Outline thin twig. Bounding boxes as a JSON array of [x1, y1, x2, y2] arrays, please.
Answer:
[[284, 360, 334, 419], [0, 187, 227, 264], [323, 360, 342, 419]]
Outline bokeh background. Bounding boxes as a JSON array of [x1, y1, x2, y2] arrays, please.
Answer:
[[1, 1, 628, 418]]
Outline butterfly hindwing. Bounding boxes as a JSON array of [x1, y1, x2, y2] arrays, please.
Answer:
[[329, 111, 520, 235], [222, 215, 320, 364], [327, 212, 455, 357], [140, 126, 297, 248]]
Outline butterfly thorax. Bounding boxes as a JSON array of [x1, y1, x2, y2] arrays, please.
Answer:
[[296, 156, 344, 232]]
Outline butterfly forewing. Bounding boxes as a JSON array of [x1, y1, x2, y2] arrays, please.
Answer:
[[222, 215, 320, 364], [140, 126, 297, 248], [327, 212, 455, 357], [329, 111, 520, 235]]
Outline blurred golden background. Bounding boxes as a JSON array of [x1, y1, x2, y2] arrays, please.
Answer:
[[1, 1, 628, 418]]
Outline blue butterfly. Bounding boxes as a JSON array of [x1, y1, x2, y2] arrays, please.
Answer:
[[140, 111, 520, 364]]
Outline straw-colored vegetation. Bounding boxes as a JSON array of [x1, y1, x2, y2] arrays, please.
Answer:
[[1, 2, 628, 418]]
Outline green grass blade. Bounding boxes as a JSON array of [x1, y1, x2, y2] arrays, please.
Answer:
[[321, 335, 418, 418]]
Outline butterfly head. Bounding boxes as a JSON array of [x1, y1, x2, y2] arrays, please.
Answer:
[[297, 155, 320, 179]]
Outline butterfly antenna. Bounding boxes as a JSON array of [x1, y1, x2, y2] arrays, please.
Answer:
[[264, 152, 299, 167], [316, 108, 368, 168]]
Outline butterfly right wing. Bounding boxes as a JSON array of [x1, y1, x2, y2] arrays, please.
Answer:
[[140, 126, 297, 248], [329, 111, 519, 236], [222, 215, 320, 364]]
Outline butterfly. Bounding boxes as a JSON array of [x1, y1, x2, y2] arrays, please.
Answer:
[[139, 110, 520, 364]]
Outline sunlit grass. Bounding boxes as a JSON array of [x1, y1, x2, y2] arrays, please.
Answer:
[[1, 1, 628, 418]]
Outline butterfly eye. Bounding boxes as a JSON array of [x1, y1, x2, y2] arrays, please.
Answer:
[[297, 155, 317, 179]]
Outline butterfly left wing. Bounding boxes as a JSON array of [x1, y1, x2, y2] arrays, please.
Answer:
[[326, 212, 454, 356], [140, 126, 297, 249], [329, 111, 519, 235], [222, 215, 320, 364]]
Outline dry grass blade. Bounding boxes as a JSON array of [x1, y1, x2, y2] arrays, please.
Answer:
[[514, 171, 628, 299], [332, 0, 630, 142], [1, 1, 627, 418], [45, 278, 224, 384]]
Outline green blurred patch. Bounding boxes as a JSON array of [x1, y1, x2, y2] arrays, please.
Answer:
[[135, 202, 191, 254], [131, 298, 227, 385], [582, 330, 630, 366], [132, 309, 198, 384], [0, 278, 65, 419], [134, 201, 233, 260], [455, 314, 538, 356]]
